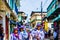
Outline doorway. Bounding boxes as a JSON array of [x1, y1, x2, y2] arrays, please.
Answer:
[[5, 15, 9, 40]]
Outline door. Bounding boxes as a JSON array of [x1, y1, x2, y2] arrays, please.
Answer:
[[5, 15, 9, 40]]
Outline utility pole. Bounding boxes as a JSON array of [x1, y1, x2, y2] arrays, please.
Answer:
[[41, 1, 43, 17], [41, 1, 43, 22]]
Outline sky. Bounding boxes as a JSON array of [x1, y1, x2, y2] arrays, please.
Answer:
[[19, 0, 52, 22]]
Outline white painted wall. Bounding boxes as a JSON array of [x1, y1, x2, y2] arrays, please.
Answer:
[[48, 23, 53, 28], [0, 11, 6, 40], [36, 16, 41, 19], [3, 15, 6, 40]]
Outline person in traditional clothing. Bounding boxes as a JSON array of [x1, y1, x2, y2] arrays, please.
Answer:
[[19, 25, 28, 40], [53, 29, 58, 40], [31, 24, 45, 40], [10, 27, 22, 40]]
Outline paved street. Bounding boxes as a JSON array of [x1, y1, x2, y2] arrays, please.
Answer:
[[44, 38, 50, 40]]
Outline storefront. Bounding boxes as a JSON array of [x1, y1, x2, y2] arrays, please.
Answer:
[[52, 15, 60, 40]]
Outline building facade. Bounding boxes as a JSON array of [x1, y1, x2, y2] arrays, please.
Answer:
[[18, 11, 27, 25], [47, 0, 60, 40], [30, 11, 47, 28], [0, 0, 18, 40]]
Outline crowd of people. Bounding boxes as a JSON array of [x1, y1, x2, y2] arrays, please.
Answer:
[[0, 23, 58, 40], [10, 24, 45, 40]]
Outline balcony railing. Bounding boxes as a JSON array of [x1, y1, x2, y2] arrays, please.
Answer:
[[47, 0, 57, 11], [30, 18, 41, 23], [58, 2, 60, 8], [47, 6, 56, 17], [47, 0, 59, 17], [52, 15, 60, 22]]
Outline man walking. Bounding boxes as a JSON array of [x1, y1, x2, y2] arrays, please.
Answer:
[[53, 29, 58, 40]]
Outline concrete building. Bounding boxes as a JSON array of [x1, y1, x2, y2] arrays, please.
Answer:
[[47, 0, 60, 40], [0, 0, 18, 40], [0, 0, 12, 40], [18, 11, 27, 25], [30, 11, 47, 28]]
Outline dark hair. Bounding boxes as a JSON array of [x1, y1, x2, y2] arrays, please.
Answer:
[[13, 29, 18, 33], [0, 24, 2, 25], [19, 28, 24, 31]]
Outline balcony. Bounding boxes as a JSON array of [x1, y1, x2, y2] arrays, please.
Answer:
[[47, 0, 60, 18], [52, 15, 60, 22], [47, 0, 56, 11], [30, 16, 41, 23], [47, 5, 56, 17], [30, 16, 36, 22]]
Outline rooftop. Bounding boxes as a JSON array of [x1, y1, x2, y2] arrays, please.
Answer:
[[31, 11, 47, 16]]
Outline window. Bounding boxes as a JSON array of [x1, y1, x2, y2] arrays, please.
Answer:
[[52, 4, 55, 9], [36, 16, 41, 19], [51, 24, 54, 28], [55, 1, 58, 8]]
